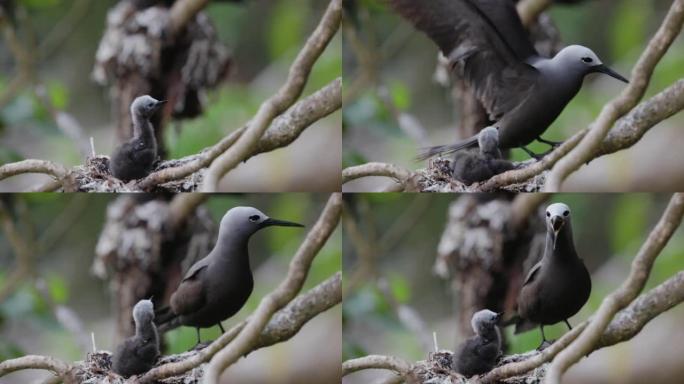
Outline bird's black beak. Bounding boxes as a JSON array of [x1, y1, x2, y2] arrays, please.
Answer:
[[592, 64, 629, 83], [153, 100, 167, 110], [550, 215, 564, 232], [260, 217, 304, 228], [494, 312, 503, 324], [550, 215, 564, 250]]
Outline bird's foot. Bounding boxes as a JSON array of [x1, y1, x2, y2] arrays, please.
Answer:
[[191, 341, 212, 351], [520, 146, 546, 161], [536, 339, 555, 351], [537, 137, 563, 148]]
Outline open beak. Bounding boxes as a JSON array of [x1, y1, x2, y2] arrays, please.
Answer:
[[592, 64, 629, 83], [260, 217, 304, 228]]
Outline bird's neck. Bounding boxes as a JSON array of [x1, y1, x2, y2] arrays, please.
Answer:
[[214, 230, 252, 270], [545, 225, 577, 260], [135, 320, 158, 342], [132, 114, 156, 145]]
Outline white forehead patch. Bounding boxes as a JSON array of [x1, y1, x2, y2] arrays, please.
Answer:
[[546, 203, 570, 217], [563, 45, 602, 65]]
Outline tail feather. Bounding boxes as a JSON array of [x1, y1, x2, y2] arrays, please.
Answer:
[[415, 135, 479, 161]]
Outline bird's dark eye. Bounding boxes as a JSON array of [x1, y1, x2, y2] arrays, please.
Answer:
[[249, 215, 260, 222], [546, 211, 550, 217], [582, 57, 593, 63], [563, 210, 569, 217]]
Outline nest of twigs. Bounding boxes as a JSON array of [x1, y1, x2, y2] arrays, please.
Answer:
[[65, 351, 205, 383], [407, 350, 548, 384], [415, 158, 546, 193], [59, 155, 203, 192]]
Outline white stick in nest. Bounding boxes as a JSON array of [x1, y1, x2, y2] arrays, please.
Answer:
[[90, 137, 96, 158], [433, 331, 439, 352]]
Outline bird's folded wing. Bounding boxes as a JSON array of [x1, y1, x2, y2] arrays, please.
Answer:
[[388, 0, 539, 121], [171, 265, 208, 315], [522, 261, 541, 286]]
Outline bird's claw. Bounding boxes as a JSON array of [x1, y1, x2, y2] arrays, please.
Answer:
[[537, 339, 555, 351]]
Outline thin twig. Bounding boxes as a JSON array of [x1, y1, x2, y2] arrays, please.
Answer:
[[201, 0, 342, 191]]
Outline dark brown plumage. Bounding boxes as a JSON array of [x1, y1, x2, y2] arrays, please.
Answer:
[[516, 203, 591, 347], [156, 207, 303, 345]]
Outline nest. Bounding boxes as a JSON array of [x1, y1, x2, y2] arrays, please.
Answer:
[[66, 351, 205, 383], [415, 158, 547, 193], [407, 350, 548, 384], [56, 155, 203, 192]]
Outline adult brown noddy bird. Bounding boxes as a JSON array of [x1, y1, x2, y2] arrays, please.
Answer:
[[112, 299, 160, 377], [452, 309, 503, 377], [387, 0, 629, 160], [110, 95, 166, 182], [515, 203, 591, 348], [451, 126, 515, 185], [155, 206, 303, 345]]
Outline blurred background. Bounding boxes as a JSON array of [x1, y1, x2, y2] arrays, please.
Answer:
[[343, 0, 684, 192], [0, 193, 341, 383], [342, 193, 684, 384], [0, 0, 341, 192]]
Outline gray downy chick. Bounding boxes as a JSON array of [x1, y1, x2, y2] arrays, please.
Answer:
[[110, 95, 166, 182], [112, 299, 160, 377], [452, 309, 502, 377], [515, 203, 591, 348], [451, 127, 515, 185]]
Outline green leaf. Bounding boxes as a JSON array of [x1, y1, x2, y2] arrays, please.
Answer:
[[47, 274, 69, 304]]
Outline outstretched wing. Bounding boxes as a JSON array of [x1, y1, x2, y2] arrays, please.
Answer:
[[388, 0, 539, 121]]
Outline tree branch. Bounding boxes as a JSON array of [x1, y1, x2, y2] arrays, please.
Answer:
[[0, 355, 70, 378], [201, 0, 342, 191], [516, 0, 551, 27], [169, 0, 209, 36], [342, 162, 415, 191], [137, 77, 341, 190], [546, 193, 684, 383], [599, 270, 684, 348], [597, 78, 684, 157], [0, 159, 75, 191], [545, 0, 684, 191], [342, 354, 414, 377]]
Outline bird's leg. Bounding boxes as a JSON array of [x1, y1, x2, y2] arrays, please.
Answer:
[[537, 137, 563, 148], [537, 325, 553, 351], [196, 328, 201, 345], [564, 319, 572, 330], [218, 323, 225, 334], [520, 146, 545, 161]]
